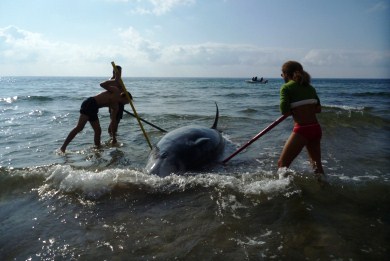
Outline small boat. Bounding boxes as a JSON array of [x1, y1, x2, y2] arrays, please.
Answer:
[[245, 79, 268, 84]]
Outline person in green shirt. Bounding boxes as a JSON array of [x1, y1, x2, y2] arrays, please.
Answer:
[[278, 61, 325, 182]]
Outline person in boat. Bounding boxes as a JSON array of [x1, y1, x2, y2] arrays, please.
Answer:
[[259, 77, 263, 82], [278, 61, 325, 182], [60, 67, 130, 153]]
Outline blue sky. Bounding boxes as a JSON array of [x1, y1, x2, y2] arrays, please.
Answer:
[[0, 0, 389, 78]]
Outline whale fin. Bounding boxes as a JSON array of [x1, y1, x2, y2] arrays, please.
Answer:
[[211, 102, 219, 129]]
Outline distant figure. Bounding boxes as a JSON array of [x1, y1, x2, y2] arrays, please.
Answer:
[[278, 61, 326, 183], [259, 77, 263, 82], [254, 76, 258, 81], [60, 67, 130, 153]]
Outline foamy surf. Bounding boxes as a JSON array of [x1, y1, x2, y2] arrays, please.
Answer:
[[24, 165, 296, 200]]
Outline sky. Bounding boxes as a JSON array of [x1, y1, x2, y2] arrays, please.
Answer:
[[0, 0, 389, 78]]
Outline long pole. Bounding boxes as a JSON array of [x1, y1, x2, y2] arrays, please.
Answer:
[[111, 61, 153, 149], [123, 109, 167, 133], [222, 114, 288, 164]]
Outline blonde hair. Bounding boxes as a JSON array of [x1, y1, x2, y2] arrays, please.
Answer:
[[282, 61, 311, 86]]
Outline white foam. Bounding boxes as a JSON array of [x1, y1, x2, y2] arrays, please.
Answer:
[[37, 165, 294, 199], [35, 165, 141, 198], [0, 96, 18, 104], [325, 104, 365, 112]]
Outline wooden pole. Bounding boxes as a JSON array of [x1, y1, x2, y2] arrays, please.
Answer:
[[111, 61, 152, 149]]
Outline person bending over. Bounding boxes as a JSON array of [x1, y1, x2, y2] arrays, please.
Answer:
[[60, 69, 129, 153]]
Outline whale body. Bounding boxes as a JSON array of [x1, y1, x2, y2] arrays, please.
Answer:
[[145, 104, 225, 177]]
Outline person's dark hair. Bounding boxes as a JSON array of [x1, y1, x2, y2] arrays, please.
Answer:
[[112, 65, 122, 77], [282, 61, 311, 86], [121, 91, 133, 100]]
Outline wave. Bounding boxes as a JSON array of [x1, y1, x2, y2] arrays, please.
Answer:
[[0, 95, 55, 104], [24, 95, 56, 102], [320, 104, 390, 127], [0, 95, 81, 105], [224, 93, 252, 98], [352, 91, 390, 98], [322, 104, 366, 112], [0, 165, 295, 201], [0, 96, 18, 104], [0, 77, 16, 83], [2, 163, 388, 202], [238, 108, 258, 114], [1, 108, 55, 121]]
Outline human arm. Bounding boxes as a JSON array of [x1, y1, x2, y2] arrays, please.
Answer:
[[100, 79, 121, 93], [314, 91, 321, 113], [315, 104, 322, 113], [279, 85, 291, 116], [100, 67, 123, 92]]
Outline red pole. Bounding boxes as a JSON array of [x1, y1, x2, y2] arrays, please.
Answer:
[[222, 114, 288, 164]]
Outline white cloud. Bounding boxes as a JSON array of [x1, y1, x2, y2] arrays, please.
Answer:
[[302, 49, 390, 78], [162, 43, 290, 67], [131, 0, 195, 15], [0, 26, 118, 75], [367, 1, 388, 12], [117, 27, 162, 61], [1, 25, 389, 78], [303, 49, 390, 68], [0, 26, 44, 62]]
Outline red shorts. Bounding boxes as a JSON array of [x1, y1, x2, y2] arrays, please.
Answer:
[[293, 123, 322, 141]]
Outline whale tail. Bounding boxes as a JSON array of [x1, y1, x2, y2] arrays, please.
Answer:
[[211, 102, 219, 129]]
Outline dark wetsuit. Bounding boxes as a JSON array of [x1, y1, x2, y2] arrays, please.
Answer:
[[80, 97, 100, 122]]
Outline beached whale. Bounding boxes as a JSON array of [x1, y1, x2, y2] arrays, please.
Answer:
[[145, 104, 225, 177]]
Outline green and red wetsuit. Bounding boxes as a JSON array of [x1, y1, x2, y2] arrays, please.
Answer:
[[280, 80, 322, 141]]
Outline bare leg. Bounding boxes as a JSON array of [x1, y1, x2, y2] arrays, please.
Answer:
[[90, 119, 102, 148], [108, 122, 113, 137], [278, 132, 307, 168], [306, 139, 324, 174], [60, 114, 89, 152]]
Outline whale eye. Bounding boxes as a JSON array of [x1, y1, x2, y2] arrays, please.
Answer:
[[161, 152, 168, 159]]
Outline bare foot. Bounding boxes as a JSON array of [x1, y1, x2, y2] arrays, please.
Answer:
[[315, 173, 330, 187]]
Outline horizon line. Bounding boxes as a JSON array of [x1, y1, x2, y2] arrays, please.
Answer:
[[1, 76, 389, 80]]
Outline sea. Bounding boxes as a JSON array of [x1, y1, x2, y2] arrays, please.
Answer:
[[0, 76, 389, 260]]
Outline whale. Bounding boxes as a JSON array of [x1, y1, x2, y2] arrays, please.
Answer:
[[145, 104, 225, 177]]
